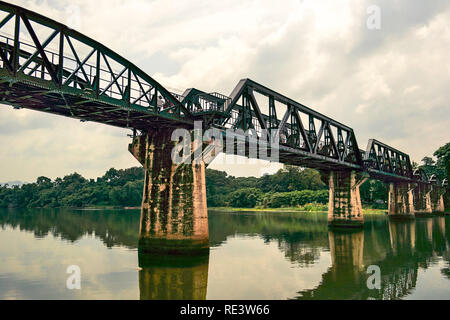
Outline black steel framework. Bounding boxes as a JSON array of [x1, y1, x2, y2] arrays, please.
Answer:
[[364, 139, 414, 182], [213, 78, 362, 170]]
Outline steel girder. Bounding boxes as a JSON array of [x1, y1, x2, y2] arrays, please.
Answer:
[[0, 1, 192, 130]]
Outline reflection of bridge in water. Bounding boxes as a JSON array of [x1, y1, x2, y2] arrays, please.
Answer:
[[0, 2, 448, 256], [0, 209, 448, 299], [296, 217, 448, 299]]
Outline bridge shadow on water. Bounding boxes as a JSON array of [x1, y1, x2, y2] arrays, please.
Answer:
[[0, 208, 448, 299]]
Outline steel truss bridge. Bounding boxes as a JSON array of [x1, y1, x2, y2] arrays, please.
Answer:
[[0, 1, 447, 189]]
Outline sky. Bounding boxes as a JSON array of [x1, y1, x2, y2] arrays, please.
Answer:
[[0, 0, 449, 183]]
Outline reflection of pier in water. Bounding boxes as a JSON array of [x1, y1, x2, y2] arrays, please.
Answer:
[[138, 254, 209, 300], [0, 209, 448, 299]]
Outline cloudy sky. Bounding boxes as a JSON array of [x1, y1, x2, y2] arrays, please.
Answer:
[[0, 0, 449, 182]]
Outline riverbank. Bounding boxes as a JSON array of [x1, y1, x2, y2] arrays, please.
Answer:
[[7, 205, 387, 215], [209, 207, 388, 215], [76, 205, 140, 210]]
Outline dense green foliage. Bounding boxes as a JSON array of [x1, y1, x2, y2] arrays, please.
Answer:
[[228, 188, 263, 208], [205, 166, 327, 208], [0, 142, 447, 209], [262, 190, 329, 209], [359, 180, 389, 208], [0, 167, 144, 208], [417, 143, 449, 182], [432, 143, 450, 182]]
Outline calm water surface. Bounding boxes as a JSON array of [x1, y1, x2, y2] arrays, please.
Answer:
[[0, 208, 449, 299]]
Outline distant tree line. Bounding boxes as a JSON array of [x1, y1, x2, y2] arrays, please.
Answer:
[[205, 166, 328, 208], [0, 167, 144, 208], [0, 166, 329, 209], [0, 165, 328, 209], [0, 142, 448, 209]]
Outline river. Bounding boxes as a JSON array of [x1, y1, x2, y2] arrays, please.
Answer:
[[0, 208, 448, 299]]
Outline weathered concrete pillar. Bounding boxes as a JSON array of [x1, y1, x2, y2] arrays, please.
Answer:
[[138, 253, 209, 300], [429, 185, 445, 215], [327, 171, 367, 228], [129, 128, 209, 255], [413, 183, 432, 217], [388, 182, 415, 220]]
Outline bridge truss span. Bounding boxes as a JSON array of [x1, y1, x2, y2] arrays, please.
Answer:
[[364, 139, 414, 182], [188, 78, 364, 171]]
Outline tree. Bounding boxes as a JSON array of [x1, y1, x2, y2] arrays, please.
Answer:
[[228, 188, 262, 208], [421, 157, 435, 166], [36, 176, 52, 187], [360, 179, 388, 208], [420, 156, 437, 178], [433, 142, 450, 181]]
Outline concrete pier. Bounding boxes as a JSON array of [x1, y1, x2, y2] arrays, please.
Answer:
[[129, 129, 209, 255], [413, 183, 432, 217], [429, 185, 445, 215], [326, 171, 367, 228], [388, 182, 415, 220]]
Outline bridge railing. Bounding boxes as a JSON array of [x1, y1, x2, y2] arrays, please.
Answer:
[[191, 93, 229, 113], [180, 88, 231, 115]]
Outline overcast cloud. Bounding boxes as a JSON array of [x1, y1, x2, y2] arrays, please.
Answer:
[[0, 0, 449, 182]]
